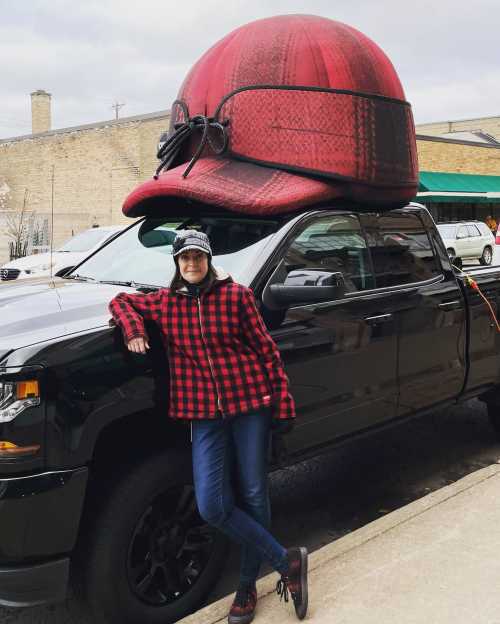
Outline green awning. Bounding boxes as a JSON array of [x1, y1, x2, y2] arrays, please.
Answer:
[[417, 171, 500, 203]]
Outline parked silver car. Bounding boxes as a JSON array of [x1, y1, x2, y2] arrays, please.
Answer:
[[437, 221, 495, 267]]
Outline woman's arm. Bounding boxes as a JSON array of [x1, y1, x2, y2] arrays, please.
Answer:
[[108, 290, 165, 344], [239, 287, 296, 420]]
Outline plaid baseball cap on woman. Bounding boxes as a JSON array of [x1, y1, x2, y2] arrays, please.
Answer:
[[172, 230, 212, 257]]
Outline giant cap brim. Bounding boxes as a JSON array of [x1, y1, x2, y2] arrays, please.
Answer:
[[123, 157, 417, 218], [123, 157, 346, 218]]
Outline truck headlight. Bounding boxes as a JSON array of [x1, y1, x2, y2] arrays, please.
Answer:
[[0, 380, 40, 423]]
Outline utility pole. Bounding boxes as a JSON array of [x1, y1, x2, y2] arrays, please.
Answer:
[[50, 164, 55, 277], [111, 101, 125, 119]]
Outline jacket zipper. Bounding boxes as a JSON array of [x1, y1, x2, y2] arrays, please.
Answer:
[[197, 296, 224, 417]]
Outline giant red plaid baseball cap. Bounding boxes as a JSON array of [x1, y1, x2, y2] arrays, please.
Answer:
[[123, 15, 418, 218]]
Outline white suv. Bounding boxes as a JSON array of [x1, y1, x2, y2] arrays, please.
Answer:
[[437, 221, 495, 267]]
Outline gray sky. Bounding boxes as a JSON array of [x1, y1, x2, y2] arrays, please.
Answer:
[[1, 0, 499, 139]]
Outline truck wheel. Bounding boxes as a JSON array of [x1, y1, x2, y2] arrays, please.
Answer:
[[82, 451, 228, 624], [480, 246, 493, 266]]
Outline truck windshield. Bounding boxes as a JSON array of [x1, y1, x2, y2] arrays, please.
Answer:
[[66, 215, 283, 287]]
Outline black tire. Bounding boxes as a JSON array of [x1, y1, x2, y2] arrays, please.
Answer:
[[81, 451, 229, 624], [480, 246, 493, 266]]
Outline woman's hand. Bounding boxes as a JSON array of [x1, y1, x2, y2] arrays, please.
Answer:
[[127, 336, 150, 354]]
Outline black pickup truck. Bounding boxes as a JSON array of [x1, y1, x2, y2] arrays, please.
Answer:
[[1, 202, 500, 623]]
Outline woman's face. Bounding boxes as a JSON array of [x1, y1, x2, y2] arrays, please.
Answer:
[[178, 249, 209, 284]]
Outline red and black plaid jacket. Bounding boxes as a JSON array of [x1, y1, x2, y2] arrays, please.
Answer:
[[108, 272, 295, 421]]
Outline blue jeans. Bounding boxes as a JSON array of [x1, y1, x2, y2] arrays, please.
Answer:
[[192, 408, 288, 586]]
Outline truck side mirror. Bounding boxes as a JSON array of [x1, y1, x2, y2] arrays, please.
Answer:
[[264, 268, 346, 309]]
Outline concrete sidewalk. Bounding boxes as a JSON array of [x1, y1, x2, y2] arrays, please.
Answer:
[[180, 462, 500, 624]]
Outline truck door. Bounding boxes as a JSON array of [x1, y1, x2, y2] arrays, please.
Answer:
[[260, 212, 398, 456], [361, 210, 466, 415]]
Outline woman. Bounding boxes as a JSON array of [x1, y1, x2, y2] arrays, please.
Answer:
[[486, 215, 497, 235], [109, 229, 308, 624]]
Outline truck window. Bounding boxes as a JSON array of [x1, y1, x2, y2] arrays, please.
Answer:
[[363, 212, 442, 288], [282, 214, 375, 293]]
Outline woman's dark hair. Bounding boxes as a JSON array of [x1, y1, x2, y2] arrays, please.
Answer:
[[170, 256, 218, 294]]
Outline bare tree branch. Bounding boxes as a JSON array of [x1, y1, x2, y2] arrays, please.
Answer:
[[5, 188, 30, 244], [4, 189, 33, 259]]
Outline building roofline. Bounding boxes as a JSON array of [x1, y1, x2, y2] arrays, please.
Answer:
[[0, 109, 171, 144], [416, 113, 500, 127], [416, 133, 500, 149]]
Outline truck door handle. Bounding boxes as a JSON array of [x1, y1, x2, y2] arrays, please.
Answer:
[[364, 313, 393, 325], [438, 301, 462, 310]]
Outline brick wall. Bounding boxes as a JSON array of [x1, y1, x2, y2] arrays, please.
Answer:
[[0, 113, 170, 264], [417, 136, 500, 174]]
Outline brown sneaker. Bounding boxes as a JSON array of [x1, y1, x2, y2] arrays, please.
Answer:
[[228, 584, 257, 624], [276, 547, 308, 620]]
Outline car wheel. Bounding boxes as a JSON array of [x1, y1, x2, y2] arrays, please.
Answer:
[[81, 451, 229, 624], [480, 246, 493, 266]]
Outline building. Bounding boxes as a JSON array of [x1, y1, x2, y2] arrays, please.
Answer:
[[416, 115, 500, 143], [416, 133, 500, 223], [0, 90, 170, 264]]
